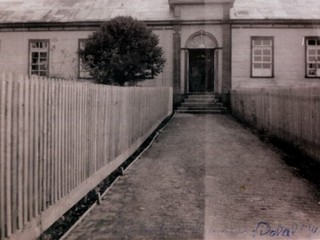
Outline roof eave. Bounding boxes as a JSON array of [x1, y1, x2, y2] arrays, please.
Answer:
[[231, 18, 320, 24], [0, 20, 178, 30]]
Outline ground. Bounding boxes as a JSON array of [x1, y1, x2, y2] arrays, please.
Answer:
[[64, 114, 320, 240]]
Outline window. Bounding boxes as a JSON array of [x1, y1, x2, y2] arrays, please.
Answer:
[[78, 39, 91, 79], [306, 37, 320, 77], [251, 37, 273, 77], [29, 40, 49, 77]]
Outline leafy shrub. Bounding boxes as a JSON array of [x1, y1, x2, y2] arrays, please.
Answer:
[[79, 16, 166, 86]]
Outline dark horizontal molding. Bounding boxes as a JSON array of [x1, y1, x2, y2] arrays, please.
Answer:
[[147, 19, 231, 25], [0, 21, 173, 32], [0, 18, 319, 31], [0, 19, 232, 32], [231, 19, 320, 25], [0, 21, 102, 31], [169, 0, 234, 8]]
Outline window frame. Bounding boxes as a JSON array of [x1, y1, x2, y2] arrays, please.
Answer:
[[250, 36, 274, 78], [78, 39, 91, 79], [305, 36, 320, 78], [28, 39, 50, 77]]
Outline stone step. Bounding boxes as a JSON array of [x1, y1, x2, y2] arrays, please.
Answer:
[[187, 92, 217, 95], [176, 93, 227, 114], [181, 103, 223, 107], [177, 106, 227, 111], [187, 95, 219, 100], [183, 99, 219, 104], [175, 109, 227, 114]]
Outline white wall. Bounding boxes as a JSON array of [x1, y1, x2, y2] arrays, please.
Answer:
[[232, 27, 320, 88], [139, 29, 174, 88], [0, 31, 92, 78], [179, 4, 224, 20], [0, 29, 174, 87]]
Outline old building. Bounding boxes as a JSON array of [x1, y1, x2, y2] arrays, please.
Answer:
[[231, 0, 320, 88], [0, 0, 319, 105], [0, 0, 234, 106]]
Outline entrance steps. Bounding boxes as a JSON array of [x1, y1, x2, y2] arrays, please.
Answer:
[[176, 93, 227, 114]]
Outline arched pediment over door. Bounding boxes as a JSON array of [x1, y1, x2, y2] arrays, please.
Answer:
[[185, 30, 218, 49], [185, 30, 219, 93]]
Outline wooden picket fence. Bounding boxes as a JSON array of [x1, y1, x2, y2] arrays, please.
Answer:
[[231, 85, 320, 162], [0, 72, 173, 239]]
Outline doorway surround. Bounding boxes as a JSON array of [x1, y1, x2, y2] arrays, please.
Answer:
[[183, 30, 221, 93]]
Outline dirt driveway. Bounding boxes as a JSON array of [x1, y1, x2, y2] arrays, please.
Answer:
[[66, 114, 320, 240]]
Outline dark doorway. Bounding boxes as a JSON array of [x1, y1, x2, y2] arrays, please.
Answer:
[[189, 49, 215, 92]]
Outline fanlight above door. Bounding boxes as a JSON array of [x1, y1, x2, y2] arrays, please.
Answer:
[[186, 30, 218, 49]]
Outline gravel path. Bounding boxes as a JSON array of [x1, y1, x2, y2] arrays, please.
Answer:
[[66, 114, 320, 240]]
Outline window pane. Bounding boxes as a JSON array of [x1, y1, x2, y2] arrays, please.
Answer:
[[263, 56, 271, 62], [253, 63, 262, 69], [309, 63, 316, 69], [78, 39, 91, 78], [309, 49, 316, 55], [254, 56, 262, 62], [263, 63, 271, 69], [31, 65, 38, 70], [253, 39, 262, 46], [263, 49, 271, 55], [79, 40, 86, 50], [40, 52, 47, 58], [39, 42, 48, 49], [309, 56, 316, 62], [40, 59, 47, 63], [40, 65, 47, 70], [39, 71, 47, 76], [308, 69, 316, 76], [32, 52, 39, 58], [308, 39, 316, 45], [262, 39, 271, 46], [254, 49, 262, 55]]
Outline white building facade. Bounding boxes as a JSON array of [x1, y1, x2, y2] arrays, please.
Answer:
[[0, 0, 319, 105]]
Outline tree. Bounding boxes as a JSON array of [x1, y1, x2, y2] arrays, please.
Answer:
[[79, 16, 166, 86]]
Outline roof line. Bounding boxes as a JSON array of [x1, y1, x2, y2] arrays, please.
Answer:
[[230, 19, 320, 24], [0, 19, 234, 29]]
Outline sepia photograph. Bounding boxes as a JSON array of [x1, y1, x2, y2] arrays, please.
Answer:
[[0, 0, 320, 239]]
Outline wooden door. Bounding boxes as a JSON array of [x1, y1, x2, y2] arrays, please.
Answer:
[[189, 49, 214, 92]]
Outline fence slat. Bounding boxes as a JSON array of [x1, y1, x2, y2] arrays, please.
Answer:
[[38, 79, 44, 212], [11, 79, 18, 232], [0, 74, 172, 240], [42, 79, 48, 210], [34, 78, 40, 217], [47, 81, 53, 206], [23, 76, 29, 223], [17, 79, 24, 229], [5, 78, 13, 237], [61, 82, 66, 198], [231, 86, 320, 163], [57, 82, 62, 201], [0, 78, 6, 238]]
